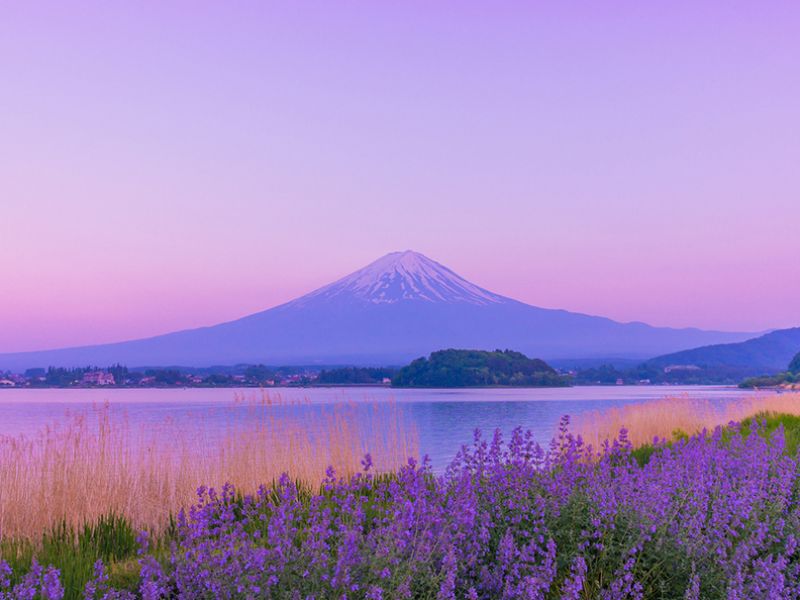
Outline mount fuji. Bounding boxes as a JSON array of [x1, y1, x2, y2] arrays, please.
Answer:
[[0, 251, 756, 370]]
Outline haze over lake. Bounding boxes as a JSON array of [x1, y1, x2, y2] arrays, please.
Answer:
[[0, 385, 760, 469]]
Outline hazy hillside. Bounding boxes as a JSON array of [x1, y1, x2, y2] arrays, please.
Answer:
[[647, 328, 800, 376]]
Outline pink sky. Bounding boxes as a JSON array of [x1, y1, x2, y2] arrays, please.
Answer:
[[2, 2, 799, 353]]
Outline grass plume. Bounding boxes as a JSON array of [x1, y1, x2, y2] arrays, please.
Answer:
[[0, 392, 417, 542], [574, 391, 800, 448]]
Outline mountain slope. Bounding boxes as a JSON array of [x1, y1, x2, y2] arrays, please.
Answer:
[[0, 251, 758, 370], [291, 250, 507, 307], [647, 328, 800, 374]]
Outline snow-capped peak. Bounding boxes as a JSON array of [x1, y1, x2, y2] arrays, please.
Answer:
[[292, 251, 509, 306]]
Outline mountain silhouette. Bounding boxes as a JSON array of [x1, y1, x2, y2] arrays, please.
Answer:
[[0, 251, 757, 369]]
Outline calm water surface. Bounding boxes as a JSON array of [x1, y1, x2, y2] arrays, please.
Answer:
[[0, 386, 761, 469]]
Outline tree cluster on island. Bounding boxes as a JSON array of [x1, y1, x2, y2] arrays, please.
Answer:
[[391, 349, 568, 388]]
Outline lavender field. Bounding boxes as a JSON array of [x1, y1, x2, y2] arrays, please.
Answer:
[[4, 0, 798, 597], [3, 394, 800, 599]]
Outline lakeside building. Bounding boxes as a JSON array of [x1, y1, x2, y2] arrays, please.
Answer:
[[663, 364, 702, 374], [81, 371, 116, 386]]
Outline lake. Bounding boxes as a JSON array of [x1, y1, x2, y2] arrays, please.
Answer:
[[0, 385, 762, 470]]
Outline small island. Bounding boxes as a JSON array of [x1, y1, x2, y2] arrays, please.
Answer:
[[391, 348, 568, 388]]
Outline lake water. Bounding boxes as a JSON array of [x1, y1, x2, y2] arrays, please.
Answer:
[[0, 386, 761, 470]]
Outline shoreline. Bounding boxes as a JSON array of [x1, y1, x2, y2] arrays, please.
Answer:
[[0, 382, 750, 391]]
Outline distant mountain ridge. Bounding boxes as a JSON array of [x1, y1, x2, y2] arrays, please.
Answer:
[[0, 251, 758, 370], [647, 327, 800, 375]]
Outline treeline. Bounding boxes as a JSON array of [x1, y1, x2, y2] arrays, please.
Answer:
[[17, 364, 317, 388], [570, 349, 800, 387], [740, 351, 800, 388], [316, 367, 397, 385], [23, 365, 130, 386], [570, 362, 795, 386], [392, 349, 568, 388], [571, 363, 753, 385]]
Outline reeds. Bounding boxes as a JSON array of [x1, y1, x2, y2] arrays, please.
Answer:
[[575, 392, 800, 448], [0, 392, 417, 542]]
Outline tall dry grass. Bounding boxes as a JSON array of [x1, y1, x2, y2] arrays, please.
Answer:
[[0, 393, 417, 542], [575, 392, 800, 448]]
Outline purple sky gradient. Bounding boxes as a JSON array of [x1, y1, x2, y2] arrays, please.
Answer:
[[2, 2, 799, 352]]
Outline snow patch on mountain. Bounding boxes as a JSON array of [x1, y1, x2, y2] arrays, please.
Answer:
[[291, 251, 509, 306]]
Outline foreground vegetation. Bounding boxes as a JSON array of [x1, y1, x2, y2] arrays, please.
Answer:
[[0, 396, 416, 542], [6, 400, 800, 598], [574, 391, 800, 448]]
